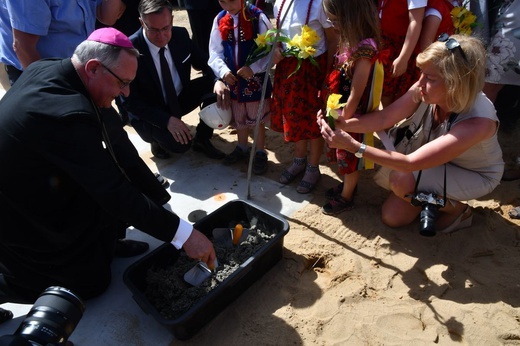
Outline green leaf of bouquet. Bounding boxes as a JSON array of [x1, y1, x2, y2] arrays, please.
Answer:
[[287, 59, 302, 78], [327, 114, 336, 130]]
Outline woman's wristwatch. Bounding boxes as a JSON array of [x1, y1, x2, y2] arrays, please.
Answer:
[[355, 142, 367, 158]]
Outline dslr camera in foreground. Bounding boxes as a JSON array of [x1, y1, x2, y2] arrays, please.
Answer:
[[410, 192, 446, 237], [0, 286, 85, 346]]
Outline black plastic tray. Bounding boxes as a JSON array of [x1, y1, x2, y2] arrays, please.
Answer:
[[123, 199, 290, 340]]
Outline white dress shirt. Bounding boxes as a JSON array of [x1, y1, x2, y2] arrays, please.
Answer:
[[143, 33, 183, 100]]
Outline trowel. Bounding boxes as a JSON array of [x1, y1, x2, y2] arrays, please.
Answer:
[[211, 224, 249, 248], [184, 219, 258, 287], [184, 225, 247, 286], [212, 217, 258, 248], [183, 258, 219, 287]]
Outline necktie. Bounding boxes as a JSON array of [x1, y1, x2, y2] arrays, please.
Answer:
[[159, 47, 180, 116]]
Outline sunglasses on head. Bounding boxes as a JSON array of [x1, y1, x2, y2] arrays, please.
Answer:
[[437, 33, 468, 62]]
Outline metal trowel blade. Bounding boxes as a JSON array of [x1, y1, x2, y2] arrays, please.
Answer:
[[183, 259, 218, 287], [212, 228, 233, 247]]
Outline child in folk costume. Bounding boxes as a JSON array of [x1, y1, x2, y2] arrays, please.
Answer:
[[418, 0, 455, 51], [378, 0, 426, 107], [271, 0, 336, 193], [208, 0, 272, 174], [321, 0, 383, 214]]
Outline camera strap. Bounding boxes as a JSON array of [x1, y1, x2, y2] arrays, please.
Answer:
[[412, 112, 459, 207]]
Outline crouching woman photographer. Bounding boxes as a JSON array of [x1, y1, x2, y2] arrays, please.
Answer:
[[318, 34, 504, 235]]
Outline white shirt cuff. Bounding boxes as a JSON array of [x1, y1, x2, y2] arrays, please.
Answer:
[[170, 218, 193, 249]]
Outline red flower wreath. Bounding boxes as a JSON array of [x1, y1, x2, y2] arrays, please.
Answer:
[[218, 8, 255, 42]]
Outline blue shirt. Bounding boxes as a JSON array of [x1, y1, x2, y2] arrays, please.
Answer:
[[0, 0, 102, 69]]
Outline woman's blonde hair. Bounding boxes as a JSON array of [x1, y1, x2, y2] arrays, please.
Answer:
[[416, 34, 486, 114]]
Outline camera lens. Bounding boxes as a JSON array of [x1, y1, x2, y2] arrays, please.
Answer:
[[13, 286, 85, 346], [419, 203, 439, 237]]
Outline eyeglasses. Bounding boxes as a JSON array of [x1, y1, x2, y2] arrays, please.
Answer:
[[141, 18, 172, 35], [437, 33, 468, 62], [101, 63, 131, 89]]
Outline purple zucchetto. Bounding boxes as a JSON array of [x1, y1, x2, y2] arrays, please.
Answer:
[[86, 28, 134, 48]]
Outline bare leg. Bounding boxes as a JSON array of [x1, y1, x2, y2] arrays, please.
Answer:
[[254, 126, 266, 152], [294, 139, 307, 159], [341, 171, 359, 200], [308, 137, 324, 167], [382, 170, 420, 227], [381, 192, 420, 227], [237, 128, 249, 148]]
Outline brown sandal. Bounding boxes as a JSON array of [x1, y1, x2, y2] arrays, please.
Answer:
[[296, 164, 321, 194], [279, 157, 306, 184]]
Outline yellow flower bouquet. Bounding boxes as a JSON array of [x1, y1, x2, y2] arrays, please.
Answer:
[[325, 93, 346, 130], [451, 5, 478, 35], [246, 25, 320, 77]]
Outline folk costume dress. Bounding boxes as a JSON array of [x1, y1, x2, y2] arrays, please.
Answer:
[[208, 4, 272, 129], [270, 0, 331, 142], [378, 0, 427, 100], [425, 0, 455, 38], [324, 39, 381, 174]]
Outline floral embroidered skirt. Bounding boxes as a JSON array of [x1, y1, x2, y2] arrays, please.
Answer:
[[270, 54, 328, 142], [381, 33, 420, 100], [485, 0, 520, 86]]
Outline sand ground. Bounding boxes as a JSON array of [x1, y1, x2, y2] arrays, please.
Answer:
[[165, 8, 520, 346]]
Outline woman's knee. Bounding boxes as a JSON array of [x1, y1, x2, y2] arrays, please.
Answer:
[[388, 171, 416, 197], [381, 208, 403, 228], [381, 193, 418, 228]]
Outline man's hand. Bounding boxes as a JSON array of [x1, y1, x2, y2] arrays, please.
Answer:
[[166, 116, 191, 144], [214, 80, 231, 110], [183, 229, 217, 270]]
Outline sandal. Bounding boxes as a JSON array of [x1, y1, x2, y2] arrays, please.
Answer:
[[508, 206, 520, 219], [322, 195, 354, 215], [296, 164, 321, 194], [325, 182, 344, 199], [279, 157, 307, 184], [325, 183, 358, 199], [438, 206, 473, 234], [253, 151, 268, 175]]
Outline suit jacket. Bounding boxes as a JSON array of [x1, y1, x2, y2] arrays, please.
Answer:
[[123, 27, 215, 129], [0, 58, 178, 300]]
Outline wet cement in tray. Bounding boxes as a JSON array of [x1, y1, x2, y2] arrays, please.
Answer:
[[144, 222, 275, 320]]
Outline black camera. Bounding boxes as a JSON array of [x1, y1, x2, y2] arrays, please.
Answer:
[[0, 286, 85, 346], [410, 192, 446, 237]]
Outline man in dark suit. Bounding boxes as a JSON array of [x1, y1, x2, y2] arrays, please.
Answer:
[[0, 27, 216, 313], [122, 0, 229, 160]]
